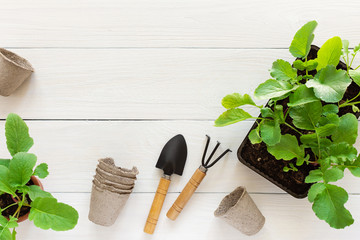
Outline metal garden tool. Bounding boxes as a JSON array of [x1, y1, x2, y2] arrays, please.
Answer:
[[166, 135, 231, 221], [144, 134, 187, 234]]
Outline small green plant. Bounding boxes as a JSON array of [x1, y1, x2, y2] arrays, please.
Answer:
[[0, 113, 78, 239], [215, 20, 360, 229]]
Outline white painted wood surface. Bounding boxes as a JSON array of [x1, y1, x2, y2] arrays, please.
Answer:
[[0, 0, 360, 239]]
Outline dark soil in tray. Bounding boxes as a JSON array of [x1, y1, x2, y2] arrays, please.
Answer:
[[238, 45, 360, 198], [0, 180, 34, 218]]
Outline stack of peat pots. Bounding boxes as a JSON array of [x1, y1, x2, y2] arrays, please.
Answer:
[[88, 158, 139, 226]]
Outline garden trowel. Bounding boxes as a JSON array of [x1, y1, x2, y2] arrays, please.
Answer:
[[144, 134, 187, 234]]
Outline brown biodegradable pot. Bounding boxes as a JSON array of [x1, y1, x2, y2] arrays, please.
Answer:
[[12, 176, 43, 223], [92, 179, 133, 194], [96, 168, 137, 185], [94, 173, 134, 190], [98, 158, 139, 178], [0, 48, 34, 96], [214, 187, 265, 236], [88, 185, 130, 226]]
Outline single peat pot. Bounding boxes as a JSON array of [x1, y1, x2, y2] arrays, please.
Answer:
[[238, 45, 360, 198], [0, 48, 34, 96]]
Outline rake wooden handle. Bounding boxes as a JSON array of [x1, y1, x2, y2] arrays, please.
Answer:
[[166, 167, 206, 220], [144, 176, 171, 234]]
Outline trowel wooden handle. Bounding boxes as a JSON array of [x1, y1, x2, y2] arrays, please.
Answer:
[[167, 168, 206, 220], [144, 177, 171, 234]]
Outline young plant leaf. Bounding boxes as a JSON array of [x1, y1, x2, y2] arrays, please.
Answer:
[[8, 152, 37, 187], [221, 93, 257, 109], [34, 163, 49, 179], [270, 59, 297, 81], [332, 113, 358, 145], [322, 104, 339, 116], [316, 36, 343, 71], [289, 20, 317, 59], [347, 155, 360, 177], [248, 125, 262, 144], [254, 79, 295, 100], [289, 101, 322, 130], [323, 168, 344, 183], [0, 159, 10, 168], [0, 166, 16, 196], [0, 226, 12, 240], [325, 142, 357, 164], [0, 216, 18, 240], [308, 182, 326, 202], [306, 65, 351, 103], [312, 184, 354, 229], [293, 59, 318, 71], [288, 85, 318, 107], [5, 113, 34, 157], [29, 197, 79, 231], [28, 185, 53, 201], [214, 109, 252, 127], [305, 169, 323, 183], [354, 43, 360, 53], [349, 70, 360, 87], [267, 134, 305, 162], [260, 120, 281, 146]]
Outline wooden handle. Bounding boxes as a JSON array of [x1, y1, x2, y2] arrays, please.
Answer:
[[166, 168, 206, 221], [144, 177, 170, 234]]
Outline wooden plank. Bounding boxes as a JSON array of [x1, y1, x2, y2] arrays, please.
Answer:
[[0, 48, 301, 119], [0, 0, 360, 48], [0, 120, 359, 194], [16, 192, 360, 239]]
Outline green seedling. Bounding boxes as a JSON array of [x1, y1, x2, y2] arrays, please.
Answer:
[[0, 113, 78, 239], [215, 20, 360, 229]]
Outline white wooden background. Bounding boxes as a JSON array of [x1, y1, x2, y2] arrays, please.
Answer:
[[0, 0, 359, 239]]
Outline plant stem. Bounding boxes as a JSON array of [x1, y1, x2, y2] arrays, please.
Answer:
[[339, 101, 360, 108], [350, 52, 358, 68], [284, 122, 303, 135], [1, 203, 18, 212]]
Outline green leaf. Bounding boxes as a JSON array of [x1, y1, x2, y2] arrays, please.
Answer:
[[260, 120, 281, 146], [289, 101, 322, 130], [289, 20, 318, 58], [348, 155, 360, 177], [270, 59, 297, 81], [248, 125, 262, 144], [29, 197, 79, 231], [0, 166, 15, 196], [316, 36, 343, 71], [34, 163, 49, 179], [273, 105, 285, 123], [308, 182, 326, 202], [332, 113, 358, 145], [305, 169, 323, 183], [215, 109, 252, 127], [354, 43, 360, 53], [342, 40, 349, 55], [352, 105, 360, 113], [322, 104, 339, 116], [254, 79, 295, 100], [306, 65, 351, 103], [5, 113, 34, 156], [293, 59, 318, 71], [316, 124, 338, 137], [288, 85, 318, 107], [221, 93, 257, 109], [323, 168, 344, 183], [28, 185, 53, 201], [8, 152, 37, 187], [349, 70, 360, 87], [0, 160, 10, 168], [260, 108, 273, 118], [0, 226, 11, 240], [0, 216, 18, 240], [267, 134, 305, 162], [312, 184, 353, 229], [325, 142, 357, 163]]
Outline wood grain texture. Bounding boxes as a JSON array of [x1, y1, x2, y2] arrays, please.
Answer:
[[0, 120, 358, 194], [144, 177, 171, 234], [0, 0, 360, 48], [15, 192, 360, 240]]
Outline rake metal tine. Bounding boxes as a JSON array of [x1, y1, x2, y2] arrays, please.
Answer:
[[204, 141, 221, 167], [201, 135, 211, 167], [206, 149, 232, 168]]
